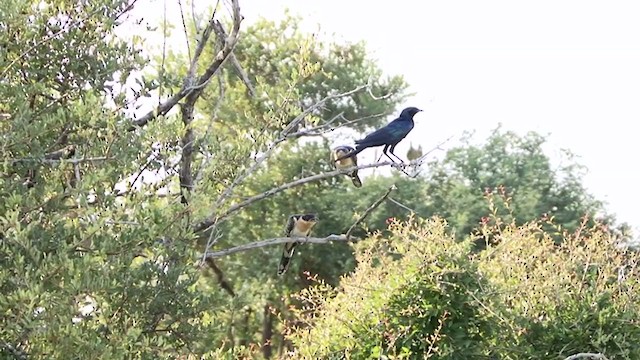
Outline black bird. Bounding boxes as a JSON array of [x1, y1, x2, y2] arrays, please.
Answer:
[[331, 145, 362, 188], [335, 107, 422, 163], [277, 214, 319, 275]]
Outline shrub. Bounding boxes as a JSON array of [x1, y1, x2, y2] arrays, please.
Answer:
[[286, 217, 640, 359]]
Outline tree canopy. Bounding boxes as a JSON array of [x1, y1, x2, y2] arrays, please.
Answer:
[[0, 1, 632, 359]]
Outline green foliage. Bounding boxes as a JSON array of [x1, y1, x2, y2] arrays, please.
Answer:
[[0, 1, 230, 358], [288, 217, 640, 359], [424, 127, 607, 240], [1, 1, 629, 358]]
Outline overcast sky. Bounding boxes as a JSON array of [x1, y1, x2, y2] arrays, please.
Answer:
[[130, 0, 640, 231]]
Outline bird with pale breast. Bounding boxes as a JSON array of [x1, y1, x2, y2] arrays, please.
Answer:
[[331, 145, 362, 188], [277, 213, 319, 275]]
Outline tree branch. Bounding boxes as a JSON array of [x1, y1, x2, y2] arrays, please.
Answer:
[[210, 84, 371, 217], [563, 354, 608, 360], [199, 180, 396, 260], [130, 0, 242, 129], [204, 234, 353, 259], [387, 197, 418, 214], [194, 159, 401, 232], [346, 184, 396, 239], [8, 156, 111, 165], [212, 23, 255, 97], [204, 257, 236, 296]]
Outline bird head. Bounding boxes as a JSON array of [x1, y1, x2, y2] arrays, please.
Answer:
[[300, 214, 319, 223], [400, 107, 423, 119], [333, 145, 354, 158]]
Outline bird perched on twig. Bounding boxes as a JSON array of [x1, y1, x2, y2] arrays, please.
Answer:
[[334, 107, 422, 164], [331, 145, 362, 188], [277, 214, 319, 275], [406, 143, 423, 162]]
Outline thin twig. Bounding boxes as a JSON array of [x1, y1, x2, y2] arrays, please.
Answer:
[[563, 353, 608, 360], [346, 185, 396, 240], [387, 197, 417, 214], [7, 157, 111, 164], [204, 234, 355, 259], [286, 111, 387, 139], [213, 24, 255, 97], [365, 75, 395, 101], [414, 134, 456, 166], [177, 0, 192, 62], [130, 0, 241, 129]]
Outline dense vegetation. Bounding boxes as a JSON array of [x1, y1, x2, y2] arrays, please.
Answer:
[[1, 0, 634, 359], [289, 216, 640, 359]]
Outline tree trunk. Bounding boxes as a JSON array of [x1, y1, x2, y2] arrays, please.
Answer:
[[261, 303, 273, 359]]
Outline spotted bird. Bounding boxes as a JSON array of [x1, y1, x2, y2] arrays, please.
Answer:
[[277, 214, 319, 275], [334, 107, 422, 164], [331, 145, 362, 187]]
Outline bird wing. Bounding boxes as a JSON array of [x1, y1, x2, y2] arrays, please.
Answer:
[[284, 215, 298, 237], [356, 120, 413, 147]]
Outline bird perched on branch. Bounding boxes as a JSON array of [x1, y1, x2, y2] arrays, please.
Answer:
[[277, 213, 319, 275], [331, 145, 362, 188], [334, 107, 422, 164], [406, 143, 423, 162]]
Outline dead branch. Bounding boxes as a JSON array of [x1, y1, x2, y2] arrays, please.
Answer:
[[193, 160, 399, 233], [195, 131, 454, 233], [204, 234, 354, 259], [346, 184, 396, 240], [387, 197, 417, 214], [210, 84, 371, 216], [130, 0, 242, 129], [414, 134, 455, 166], [563, 354, 608, 360], [212, 23, 255, 97], [286, 111, 388, 139]]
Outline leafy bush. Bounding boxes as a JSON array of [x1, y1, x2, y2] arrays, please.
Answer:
[[286, 216, 640, 359]]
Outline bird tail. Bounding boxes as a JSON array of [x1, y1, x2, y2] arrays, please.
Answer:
[[351, 172, 362, 188], [334, 146, 364, 162], [277, 242, 297, 275]]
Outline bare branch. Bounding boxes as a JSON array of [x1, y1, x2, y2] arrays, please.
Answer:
[[130, 0, 242, 129], [177, 0, 192, 62], [346, 185, 396, 239], [194, 160, 400, 233], [212, 23, 255, 97], [8, 157, 111, 165], [210, 84, 370, 215], [387, 197, 417, 214], [414, 134, 456, 166], [204, 234, 355, 259], [563, 354, 609, 360], [365, 75, 395, 101], [286, 111, 388, 139]]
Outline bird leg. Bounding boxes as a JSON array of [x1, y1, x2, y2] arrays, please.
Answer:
[[391, 153, 405, 164], [388, 146, 406, 165], [382, 145, 399, 164]]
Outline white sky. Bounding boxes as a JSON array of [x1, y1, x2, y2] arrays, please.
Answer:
[[128, 0, 640, 231]]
